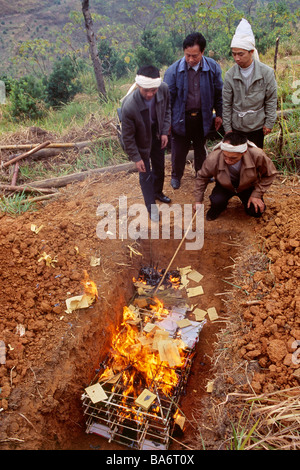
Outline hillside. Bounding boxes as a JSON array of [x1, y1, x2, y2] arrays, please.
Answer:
[[0, 0, 129, 72], [0, 1, 78, 68], [1, 0, 292, 74]]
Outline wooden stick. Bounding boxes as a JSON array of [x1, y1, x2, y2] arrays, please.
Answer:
[[11, 162, 19, 186], [0, 184, 57, 194], [152, 209, 199, 296], [2, 141, 51, 168], [0, 137, 118, 151], [0, 143, 75, 150], [27, 161, 137, 189], [19, 193, 60, 204]]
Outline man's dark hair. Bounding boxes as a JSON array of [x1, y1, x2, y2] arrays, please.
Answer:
[[137, 65, 160, 78], [223, 132, 248, 146], [183, 32, 206, 52]]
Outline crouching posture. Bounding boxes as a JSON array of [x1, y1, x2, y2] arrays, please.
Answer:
[[194, 132, 277, 220]]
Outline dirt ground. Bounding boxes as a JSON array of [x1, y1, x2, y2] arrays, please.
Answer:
[[0, 151, 299, 450]]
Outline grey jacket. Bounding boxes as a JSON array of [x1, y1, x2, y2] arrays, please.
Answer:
[[222, 60, 277, 133], [121, 83, 171, 162]]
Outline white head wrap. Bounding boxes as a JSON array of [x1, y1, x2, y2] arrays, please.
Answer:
[[231, 18, 259, 61], [135, 75, 162, 89], [213, 139, 257, 153], [220, 142, 248, 153], [120, 75, 162, 102]]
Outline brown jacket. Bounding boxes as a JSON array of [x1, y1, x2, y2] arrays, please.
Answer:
[[195, 146, 277, 202]]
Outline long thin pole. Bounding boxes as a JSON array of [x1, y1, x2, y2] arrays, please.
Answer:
[[152, 208, 199, 296]]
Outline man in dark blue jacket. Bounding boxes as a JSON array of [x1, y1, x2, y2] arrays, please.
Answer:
[[164, 32, 223, 189]]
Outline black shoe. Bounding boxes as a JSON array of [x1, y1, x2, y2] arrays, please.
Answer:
[[155, 193, 171, 203], [206, 208, 220, 221], [171, 178, 180, 189]]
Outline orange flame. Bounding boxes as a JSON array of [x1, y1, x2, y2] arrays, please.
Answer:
[[99, 300, 185, 403], [82, 270, 98, 299]]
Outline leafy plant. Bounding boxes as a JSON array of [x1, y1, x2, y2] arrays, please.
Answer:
[[0, 191, 37, 216], [45, 56, 82, 107], [228, 407, 261, 450], [98, 40, 135, 79], [8, 75, 47, 121], [134, 29, 176, 68]]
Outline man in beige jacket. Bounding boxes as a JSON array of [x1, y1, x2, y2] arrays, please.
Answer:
[[195, 132, 277, 220], [222, 18, 277, 148]]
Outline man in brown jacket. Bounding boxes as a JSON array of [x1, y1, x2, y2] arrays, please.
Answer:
[[195, 132, 277, 220]]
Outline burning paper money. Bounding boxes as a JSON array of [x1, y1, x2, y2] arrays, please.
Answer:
[[65, 271, 98, 313]]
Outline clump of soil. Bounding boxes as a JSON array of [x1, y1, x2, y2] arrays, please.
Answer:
[[232, 194, 300, 394]]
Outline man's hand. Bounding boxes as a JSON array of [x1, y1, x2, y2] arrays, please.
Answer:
[[248, 196, 265, 213], [161, 135, 168, 149], [135, 160, 146, 172], [215, 116, 223, 131], [263, 126, 272, 136]]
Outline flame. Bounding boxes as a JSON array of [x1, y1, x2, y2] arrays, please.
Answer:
[[81, 270, 98, 299], [148, 297, 169, 321], [98, 299, 185, 404], [169, 274, 180, 289]]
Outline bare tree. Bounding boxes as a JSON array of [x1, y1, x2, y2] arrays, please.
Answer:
[[82, 0, 106, 97]]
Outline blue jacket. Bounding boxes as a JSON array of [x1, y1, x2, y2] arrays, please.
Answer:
[[164, 56, 223, 137]]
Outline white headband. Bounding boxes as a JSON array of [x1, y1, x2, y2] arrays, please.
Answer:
[[220, 142, 248, 153], [135, 75, 161, 89], [213, 139, 257, 152]]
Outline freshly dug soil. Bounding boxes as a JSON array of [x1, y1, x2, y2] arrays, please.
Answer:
[[0, 159, 299, 450]]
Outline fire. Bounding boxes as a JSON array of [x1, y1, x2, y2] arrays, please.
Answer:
[[169, 274, 180, 288], [81, 270, 98, 299], [149, 297, 169, 318], [98, 300, 185, 402]]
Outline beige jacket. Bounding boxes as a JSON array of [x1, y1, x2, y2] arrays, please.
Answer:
[[222, 60, 277, 133], [195, 146, 277, 202]]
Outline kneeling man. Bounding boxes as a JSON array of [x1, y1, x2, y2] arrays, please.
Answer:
[[195, 132, 277, 220]]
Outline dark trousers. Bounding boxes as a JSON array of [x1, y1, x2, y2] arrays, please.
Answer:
[[171, 113, 206, 179], [233, 128, 264, 149], [209, 182, 265, 218], [139, 130, 165, 213]]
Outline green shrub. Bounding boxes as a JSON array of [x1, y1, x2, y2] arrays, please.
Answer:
[[8, 75, 46, 121], [134, 29, 176, 68], [45, 56, 82, 107], [98, 40, 136, 79]]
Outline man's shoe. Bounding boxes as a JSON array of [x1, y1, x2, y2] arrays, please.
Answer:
[[155, 193, 171, 204], [171, 178, 180, 189], [206, 208, 220, 221]]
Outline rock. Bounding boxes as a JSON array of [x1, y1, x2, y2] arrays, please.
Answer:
[[267, 339, 288, 363]]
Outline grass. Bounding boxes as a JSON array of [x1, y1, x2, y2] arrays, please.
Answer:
[[17, 138, 128, 182], [0, 190, 37, 215], [225, 388, 300, 450]]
